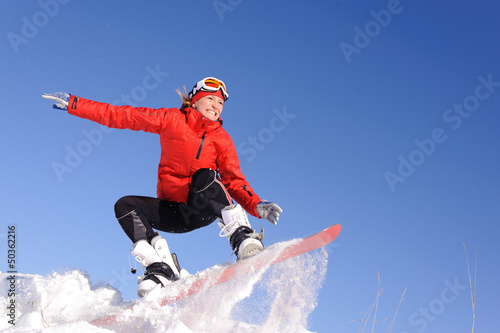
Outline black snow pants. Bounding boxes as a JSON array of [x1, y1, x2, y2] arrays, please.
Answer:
[[114, 169, 232, 243]]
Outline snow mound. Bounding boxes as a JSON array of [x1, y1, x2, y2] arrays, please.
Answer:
[[1, 242, 329, 333], [0, 270, 122, 332]]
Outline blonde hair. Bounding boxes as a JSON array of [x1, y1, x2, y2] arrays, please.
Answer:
[[175, 86, 192, 108]]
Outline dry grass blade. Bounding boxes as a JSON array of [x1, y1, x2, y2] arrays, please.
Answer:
[[358, 298, 376, 333], [386, 287, 407, 333], [353, 271, 383, 333], [371, 271, 382, 333], [463, 243, 476, 333], [40, 301, 52, 328], [351, 272, 405, 333]]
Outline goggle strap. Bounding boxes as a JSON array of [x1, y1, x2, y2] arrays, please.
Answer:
[[190, 86, 228, 101]]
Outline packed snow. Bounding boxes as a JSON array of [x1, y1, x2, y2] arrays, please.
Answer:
[[1, 240, 329, 333]]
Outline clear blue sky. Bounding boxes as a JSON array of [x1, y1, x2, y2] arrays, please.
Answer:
[[1, 0, 499, 332]]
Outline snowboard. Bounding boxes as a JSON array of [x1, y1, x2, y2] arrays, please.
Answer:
[[91, 223, 341, 327]]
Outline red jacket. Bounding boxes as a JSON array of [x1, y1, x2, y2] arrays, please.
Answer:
[[67, 96, 261, 217]]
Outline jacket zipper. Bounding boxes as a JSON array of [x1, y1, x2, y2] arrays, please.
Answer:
[[196, 132, 206, 159], [242, 185, 253, 197]]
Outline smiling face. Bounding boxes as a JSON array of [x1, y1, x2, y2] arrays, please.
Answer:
[[192, 94, 224, 121]]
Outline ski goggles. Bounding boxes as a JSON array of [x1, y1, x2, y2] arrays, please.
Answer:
[[189, 77, 229, 101]]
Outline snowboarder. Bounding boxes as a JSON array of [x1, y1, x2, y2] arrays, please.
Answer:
[[42, 77, 282, 297]]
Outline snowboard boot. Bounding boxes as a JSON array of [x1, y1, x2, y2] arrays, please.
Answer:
[[217, 204, 264, 260], [131, 235, 181, 297]]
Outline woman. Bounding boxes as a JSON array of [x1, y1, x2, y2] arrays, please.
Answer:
[[42, 77, 282, 297]]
